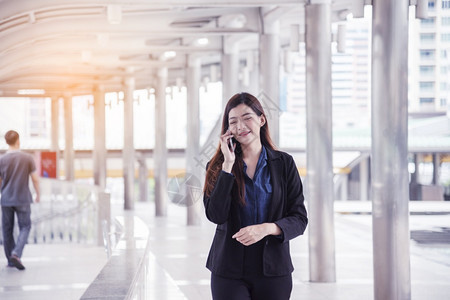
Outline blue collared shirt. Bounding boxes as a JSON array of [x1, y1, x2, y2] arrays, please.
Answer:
[[240, 146, 272, 227]]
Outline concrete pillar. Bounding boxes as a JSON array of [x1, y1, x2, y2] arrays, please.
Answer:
[[154, 68, 168, 216], [222, 40, 240, 107], [360, 157, 369, 201], [51, 97, 60, 178], [260, 19, 281, 146], [138, 154, 148, 202], [51, 97, 59, 151], [123, 77, 135, 210], [93, 87, 107, 189], [245, 50, 259, 96], [97, 192, 111, 247], [432, 153, 440, 185], [411, 153, 419, 185], [371, 0, 411, 299], [186, 56, 202, 226], [410, 153, 420, 200], [340, 175, 348, 201], [63, 94, 75, 181], [305, 1, 336, 283]]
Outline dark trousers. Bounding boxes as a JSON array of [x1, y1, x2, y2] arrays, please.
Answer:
[[2, 205, 31, 264], [211, 273, 292, 300]]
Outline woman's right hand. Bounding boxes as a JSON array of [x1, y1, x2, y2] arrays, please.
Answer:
[[220, 130, 235, 173]]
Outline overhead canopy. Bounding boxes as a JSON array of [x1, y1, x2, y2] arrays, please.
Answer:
[[0, 0, 360, 97]]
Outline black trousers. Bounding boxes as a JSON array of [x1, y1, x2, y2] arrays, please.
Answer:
[[211, 273, 292, 300]]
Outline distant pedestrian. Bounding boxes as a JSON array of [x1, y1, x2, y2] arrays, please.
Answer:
[[0, 130, 40, 270]]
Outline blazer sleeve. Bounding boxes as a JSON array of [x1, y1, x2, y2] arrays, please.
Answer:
[[274, 154, 308, 243], [203, 170, 235, 224]]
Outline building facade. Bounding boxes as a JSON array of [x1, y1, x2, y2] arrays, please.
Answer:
[[409, 0, 450, 113]]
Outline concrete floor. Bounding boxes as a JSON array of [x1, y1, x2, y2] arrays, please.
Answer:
[[0, 244, 107, 299]]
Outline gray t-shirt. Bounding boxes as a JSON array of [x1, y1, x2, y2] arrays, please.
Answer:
[[0, 151, 36, 206]]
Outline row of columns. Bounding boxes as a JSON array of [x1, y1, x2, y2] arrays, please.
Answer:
[[412, 153, 442, 185], [305, 0, 410, 299], [53, 90, 109, 190]]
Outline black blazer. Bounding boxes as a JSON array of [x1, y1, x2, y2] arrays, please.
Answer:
[[203, 148, 308, 278]]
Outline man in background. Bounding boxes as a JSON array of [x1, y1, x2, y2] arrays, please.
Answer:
[[0, 130, 40, 270]]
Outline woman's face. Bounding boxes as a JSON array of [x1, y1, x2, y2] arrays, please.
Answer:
[[228, 103, 265, 146]]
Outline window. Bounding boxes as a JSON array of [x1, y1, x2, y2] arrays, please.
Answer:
[[420, 81, 435, 91], [429, 0, 435, 9], [441, 99, 447, 106], [420, 33, 435, 43], [442, 50, 448, 59], [420, 97, 434, 104], [420, 49, 435, 60], [421, 17, 435, 27], [443, 0, 450, 9], [443, 17, 450, 26], [441, 82, 448, 91], [442, 33, 450, 42], [420, 65, 435, 74], [442, 66, 448, 74]]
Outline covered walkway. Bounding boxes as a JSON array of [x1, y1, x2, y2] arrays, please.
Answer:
[[1, 1, 449, 299]]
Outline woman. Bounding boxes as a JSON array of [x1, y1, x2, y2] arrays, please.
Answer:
[[203, 92, 308, 300]]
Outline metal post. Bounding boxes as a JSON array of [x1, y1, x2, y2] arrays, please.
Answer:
[[305, 1, 336, 282], [260, 19, 281, 146], [138, 154, 148, 202], [123, 77, 135, 210], [411, 153, 419, 185], [222, 40, 239, 107], [94, 87, 107, 189], [247, 51, 260, 96], [186, 56, 202, 226], [51, 97, 59, 151], [410, 153, 420, 200], [340, 175, 348, 201], [371, 0, 411, 299], [360, 157, 369, 201], [97, 192, 111, 247], [154, 68, 168, 216], [432, 153, 440, 185], [51, 97, 60, 178], [63, 94, 75, 181]]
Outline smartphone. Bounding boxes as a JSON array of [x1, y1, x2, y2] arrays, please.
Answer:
[[228, 137, 236, 152]]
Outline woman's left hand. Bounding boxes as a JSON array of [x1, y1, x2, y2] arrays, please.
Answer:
[[232, 223, 281, 246]]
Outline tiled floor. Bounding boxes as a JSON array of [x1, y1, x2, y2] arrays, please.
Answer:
[[0, 244, 107, 299], [1, 201, 450, 299], [133, 201, 450, 300]]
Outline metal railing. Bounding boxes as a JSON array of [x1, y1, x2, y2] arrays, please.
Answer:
[[0, 178, 109, 247]]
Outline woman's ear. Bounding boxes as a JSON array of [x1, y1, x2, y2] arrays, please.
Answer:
[[260, 115, 266, 127]]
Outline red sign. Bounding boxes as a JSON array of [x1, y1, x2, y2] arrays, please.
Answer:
[[40, 151, 57, 178]]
